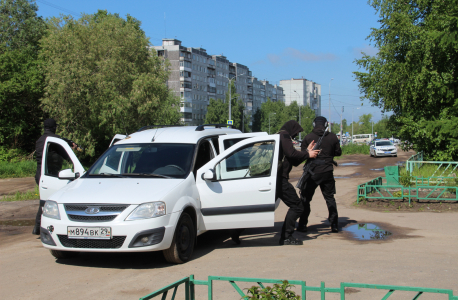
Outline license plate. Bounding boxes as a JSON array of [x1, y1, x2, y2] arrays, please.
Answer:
[[384, 151, 391, 154], [67, 227, 111, 239]]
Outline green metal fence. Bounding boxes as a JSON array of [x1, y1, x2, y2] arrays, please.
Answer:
[[406, 152, 458, 177], [140, 275, 458, 300]]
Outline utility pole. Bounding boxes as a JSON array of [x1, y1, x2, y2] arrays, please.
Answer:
[[329, 78, 334, 132], [340, 106, 344, 146], [294, 90, 301, 140]]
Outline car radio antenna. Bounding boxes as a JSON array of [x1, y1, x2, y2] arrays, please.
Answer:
[[151, 128, 158, 142]]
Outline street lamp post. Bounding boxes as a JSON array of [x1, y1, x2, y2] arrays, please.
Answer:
[[293, 90, 301, 140], [269, 112, 276, 134], [228, 73, 249, 122], [329, 78, 334, 132]]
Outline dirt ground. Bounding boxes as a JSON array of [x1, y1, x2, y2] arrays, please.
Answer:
[[1, 149, 457, 299]]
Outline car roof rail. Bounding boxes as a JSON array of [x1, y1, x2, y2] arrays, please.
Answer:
[[195, 124, 235, 131], [137, 125, 184, 132]]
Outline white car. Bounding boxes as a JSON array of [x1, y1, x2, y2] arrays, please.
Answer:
[[370, 139, 397, 157], [39, 125, 280, 263]]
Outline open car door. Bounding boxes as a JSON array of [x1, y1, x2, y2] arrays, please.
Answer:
[[109, 134, 127, 147], [196, 134, 279, 230], [218, 132, 267, 152], [39, 137, 85, 200]]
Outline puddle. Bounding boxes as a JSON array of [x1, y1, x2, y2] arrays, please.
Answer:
[[340, 162, 362, 166], [370, 168, 384, 171], [344, 223, 392, 240], [335, 172, 361, 179], [0, 219, 35, 226]]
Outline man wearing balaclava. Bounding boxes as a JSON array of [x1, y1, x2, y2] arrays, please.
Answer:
[[297, 116, 342, 233], [277, 120, 320, 245], [32, 118, 76, 235]]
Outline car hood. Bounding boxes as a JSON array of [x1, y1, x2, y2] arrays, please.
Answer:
[[49, 178, 185, 205]]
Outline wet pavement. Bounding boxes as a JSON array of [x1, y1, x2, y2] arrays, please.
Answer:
[[340, 162, 362, 166], [344, 223, 393, 240]]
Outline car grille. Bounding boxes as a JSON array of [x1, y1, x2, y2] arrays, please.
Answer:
[[58, 235, 126, 249], [64, 204, 129, 222], [67, 215, 117, 222]]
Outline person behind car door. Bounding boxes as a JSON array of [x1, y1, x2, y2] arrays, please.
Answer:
[[32, 118, 76, 235], [277, 120, 319, 245], [297, 116, 342, 233]]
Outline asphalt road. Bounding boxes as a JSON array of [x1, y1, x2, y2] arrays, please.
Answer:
[[1, 149, 457, 299]]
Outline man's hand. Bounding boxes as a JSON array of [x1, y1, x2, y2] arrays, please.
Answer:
[[307, 141, 316, 151], [71, 143, 77, 150], [308, 149, 320, 159]]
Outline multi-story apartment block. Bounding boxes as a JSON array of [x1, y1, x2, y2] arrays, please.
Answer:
[[279, 78, 321, 117], [153, 39, 284, 127]]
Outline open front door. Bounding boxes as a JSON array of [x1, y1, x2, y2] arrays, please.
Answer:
[[218, 132, 267, 152], [196, 134, 279, 230], [39, 137, 85, 200]]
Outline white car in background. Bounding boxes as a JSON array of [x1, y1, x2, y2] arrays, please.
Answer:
[[370, 139, 397, 157], [39, 125, 280, 264]]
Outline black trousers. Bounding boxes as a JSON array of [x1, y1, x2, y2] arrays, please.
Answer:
[[277, 177, 304, 240], [299, 171, 338, 227], [35, 200, 46, 227]]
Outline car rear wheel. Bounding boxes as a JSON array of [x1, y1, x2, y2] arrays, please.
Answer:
[[50, 250, 79, 259], [163, 213, 195, 264]]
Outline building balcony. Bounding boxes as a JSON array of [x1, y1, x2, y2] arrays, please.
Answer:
[[179, 66, 192, 72], [180, 77, 192, 82], [180, 106, 192, 113], [207, 64, 215, 69]]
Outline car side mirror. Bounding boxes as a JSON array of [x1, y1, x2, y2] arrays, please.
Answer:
[[201, 169, 216, 181], [58, 169, 77, 181]]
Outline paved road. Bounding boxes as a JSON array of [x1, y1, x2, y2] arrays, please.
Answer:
[[1, 150, 457, 299]]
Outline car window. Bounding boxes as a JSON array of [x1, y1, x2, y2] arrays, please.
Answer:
[[215, 141, 275, 180], [45, 142, 74, 177], [375, 141, 392, 146], [88, 143, 195, 178], [194, 140, 214, 176], [223, 138, 247, 150]]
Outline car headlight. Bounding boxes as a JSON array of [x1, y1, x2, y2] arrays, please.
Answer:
[[43, 200, 61, 220], [125, 202, 166, 221]]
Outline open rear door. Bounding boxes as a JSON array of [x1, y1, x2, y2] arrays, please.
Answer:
[[109, 134, 126, 147], [39, 137, 85, 200], [196, 134, 279, 230], [218, 132, 267, 152]]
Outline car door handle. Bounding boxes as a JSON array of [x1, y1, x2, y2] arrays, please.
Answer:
[[41, 186, 47, 189], [258, 187, 271, 192]]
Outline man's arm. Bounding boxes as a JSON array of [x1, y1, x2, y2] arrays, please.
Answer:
[[300, 136, 311, 152], [282, 133, 319, 161], [334, 136, 342, 157]]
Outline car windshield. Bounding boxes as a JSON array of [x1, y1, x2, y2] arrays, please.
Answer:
[[376, 141, 392, 146], [86, 143, 195, 179]]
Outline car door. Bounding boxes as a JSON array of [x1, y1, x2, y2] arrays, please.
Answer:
[[39, 137, 85, 200], [218, 132, 267, 152], [109, 134, 126, 147], [196, 134, 279, 230]]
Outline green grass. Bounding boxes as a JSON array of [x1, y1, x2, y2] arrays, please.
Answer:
[[1, 185, 39, 202], [0, 160, 37, 178], [341, 143, 370, 155], [399, 164, 458, 187]]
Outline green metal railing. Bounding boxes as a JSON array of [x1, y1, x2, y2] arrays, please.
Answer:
[[406, 152, 458, 177], [140, 275, 458, 300], [357, 176, 458, 203]]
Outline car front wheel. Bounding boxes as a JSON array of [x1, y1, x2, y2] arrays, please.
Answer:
[[163, 213, 195, 264]]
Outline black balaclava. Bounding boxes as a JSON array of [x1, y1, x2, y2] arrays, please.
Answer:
[[43, 118, 57, 134], [280, 120, 303, 139]]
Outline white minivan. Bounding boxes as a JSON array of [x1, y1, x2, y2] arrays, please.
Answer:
[[39, 125, 280, 263]]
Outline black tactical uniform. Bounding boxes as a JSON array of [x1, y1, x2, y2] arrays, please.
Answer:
[[298, 116, 342, 233], [33, 119, 74, 235]]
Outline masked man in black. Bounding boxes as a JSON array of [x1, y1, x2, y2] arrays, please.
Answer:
[[277, 120, 320, 245], [297, 116, 342, 233], [32, 118, 76, 235]]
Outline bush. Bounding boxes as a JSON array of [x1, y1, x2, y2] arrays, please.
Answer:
[[0, 146, 31, 162], [341, 143, 370, 155], [0, 160, 36, 178], [243, 281, 300, 300]]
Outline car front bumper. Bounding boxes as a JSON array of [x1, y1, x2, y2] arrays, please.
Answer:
[[40, 205, 180, 252], [375, 149, 397, 156]]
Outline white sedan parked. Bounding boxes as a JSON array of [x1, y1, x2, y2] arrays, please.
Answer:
[[370, 140, 397, 157]]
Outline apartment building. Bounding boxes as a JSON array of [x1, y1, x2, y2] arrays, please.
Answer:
[[279, 78, 321, 117], [153, 39, 284, 126]]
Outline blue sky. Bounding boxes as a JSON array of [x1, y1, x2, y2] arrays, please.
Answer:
[[36, 0, 385, 123]]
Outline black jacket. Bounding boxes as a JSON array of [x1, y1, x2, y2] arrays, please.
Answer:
[[278, 121, 311, 179], [300, 126, 342, 174]]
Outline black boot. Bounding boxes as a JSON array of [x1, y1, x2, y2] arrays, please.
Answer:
[[296, 224, 308, 233], [32, 224, 40, 235], [331, 223, 338, 233]]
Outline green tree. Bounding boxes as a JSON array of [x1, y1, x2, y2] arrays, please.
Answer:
[[0, 0, 46, 151], [39, 11, 180, 160], [354, 0, 458, 160]]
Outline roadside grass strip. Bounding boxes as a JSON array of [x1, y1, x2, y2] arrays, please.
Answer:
[[341, 143, 370, 155], [0, 160, 36, 179], [140, 275, 458, 300], [1, 185, 39, 202]]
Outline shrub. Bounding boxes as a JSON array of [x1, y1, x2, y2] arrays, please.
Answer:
[[0, 160, 36, 178], [243, 281, 300, 300]]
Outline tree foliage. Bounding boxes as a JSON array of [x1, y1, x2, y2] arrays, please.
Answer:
[[39, 10, 180, 160], [0, 0, 46, 151], [205, 81, 249, 132], [354, 0, 458, 160]]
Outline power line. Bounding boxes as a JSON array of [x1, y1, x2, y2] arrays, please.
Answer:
[[37, 0, 81, 17]]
